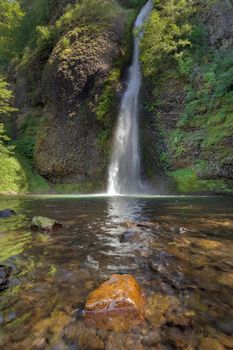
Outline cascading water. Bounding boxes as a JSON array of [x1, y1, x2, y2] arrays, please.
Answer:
[[107, 0, 153, 195]]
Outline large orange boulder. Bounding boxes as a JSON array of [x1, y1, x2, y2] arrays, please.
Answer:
[[84, 274, 144, 331]]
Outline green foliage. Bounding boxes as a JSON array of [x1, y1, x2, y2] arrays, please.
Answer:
[[118, 0, 146, 8], [17, 0, 54, 50], [0, 77, 17, 116], [0, 77, 16, 157], [141, 1, 233, 193], [96, 69, 121, 126], [0, 153, 28, 194], [168, 168, 231, 193], [0, 78, 48, 194], [171, 48, 233, 163], [36, 25, 55, 52], [56, 0, 119, 34], [96, 68, 121, 158], [14, 112, 41, 162], [0, 0, 24, 65], [0, 0, 56, 65], [140, 0, 193, 77], [0, 152, 49, 194]]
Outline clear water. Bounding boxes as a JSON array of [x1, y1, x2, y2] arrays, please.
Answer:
[[0, 195, 233, 349], [108, 0, 153, 195]]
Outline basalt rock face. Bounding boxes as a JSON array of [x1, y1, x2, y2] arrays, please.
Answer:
[[202, 0, 233, 50], [34, 29, 122, 184]]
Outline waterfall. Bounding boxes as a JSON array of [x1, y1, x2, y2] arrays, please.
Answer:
[[107, 0, 153, 195]]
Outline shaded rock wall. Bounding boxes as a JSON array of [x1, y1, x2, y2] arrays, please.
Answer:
[[34, 29, 122, 183]]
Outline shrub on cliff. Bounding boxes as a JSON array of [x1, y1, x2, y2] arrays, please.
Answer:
[[140, 0, 193, 77]]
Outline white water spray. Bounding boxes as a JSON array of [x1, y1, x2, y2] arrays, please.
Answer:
[[107, 0, 153, 195]]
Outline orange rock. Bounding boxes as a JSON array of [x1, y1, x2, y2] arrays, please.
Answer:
[[84, 274, 144, 331]]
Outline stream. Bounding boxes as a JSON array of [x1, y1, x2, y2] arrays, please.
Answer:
[[0, 195, 233, 349]]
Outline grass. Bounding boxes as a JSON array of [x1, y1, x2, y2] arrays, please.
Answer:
[[0, 153, 50, 194], [168, 168, 232, 193]]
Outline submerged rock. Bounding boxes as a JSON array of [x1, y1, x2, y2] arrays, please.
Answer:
[[198, 337, 224, 350], [31, 216, 62, 231], [119, 230, 142, 243], [0, 209, 16, 218], [84, 274, 144, 331], [192, 239, 222, 250], [0, 265, 11, 291], [122, 220, 162, 231]]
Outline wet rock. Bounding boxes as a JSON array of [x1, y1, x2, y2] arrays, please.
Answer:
[[32, 337, 48, 350], [31, 216, 62, 231], [0, 265, 11, 291], [142, 330, 160, 346], [166, 311, 192, 327], [10, 325, 31, 342], [187, 294, 208, 313], [217, 272, 233, 288], [170, 226, 188, 234], [192, 239, 222, 250], [166, 326, 195, 349], [64, 321, 104, 349], [145, 293, 179, 327], [122, 220, 162, 231], [106, 333, 143, 350], [33, 310, 70, 336], [215, 315, 233, 336], [0, 209, 16, 218], [78, 329, 104, 350], [217, 333, 233, 348], [84, 274, 144, 331], [198, 337, 224, 350], [119, 230, 142, 243]]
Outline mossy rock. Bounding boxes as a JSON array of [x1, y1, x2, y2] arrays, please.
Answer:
[[31, 216, 62, 231]]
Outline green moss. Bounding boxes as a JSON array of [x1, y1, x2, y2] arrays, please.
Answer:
[[54, 182, 104, 194], [0, 154, 28, 194], [14, 110, 42, 163], [17, 154, 50, 193], [0, 152, 49, 194], [168, 168, 232, 193], [96, 68, 121, 126]]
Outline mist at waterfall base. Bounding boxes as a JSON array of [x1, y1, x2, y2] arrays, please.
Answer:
[[107, 0, 153, 196]]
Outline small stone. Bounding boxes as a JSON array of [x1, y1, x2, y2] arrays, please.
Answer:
[[0, 209, 16, 218], [215, 315, 233, 335], [198, 337, 224, 350], [142, 330, 160, 346], [217, 333, 233, 348], [106, 333, 143, 350], [119, 230, 141, 243], [218, 272, 233, 288], [145, 293, 179, 327], [31, 216, 62, 231], [32, 337, 48, 350], [84, 274, 144, 331], [192, 239, 222, 250]]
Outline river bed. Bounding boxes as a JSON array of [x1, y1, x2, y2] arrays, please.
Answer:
[[0, 195, 233, 349]]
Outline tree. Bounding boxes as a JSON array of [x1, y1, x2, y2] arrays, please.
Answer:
[[0, 77, 16, 155], [140, 0, 193, 77], [0, 0, 24, 65]]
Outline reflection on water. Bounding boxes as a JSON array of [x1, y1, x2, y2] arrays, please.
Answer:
[[0, 195, 233, 349]]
